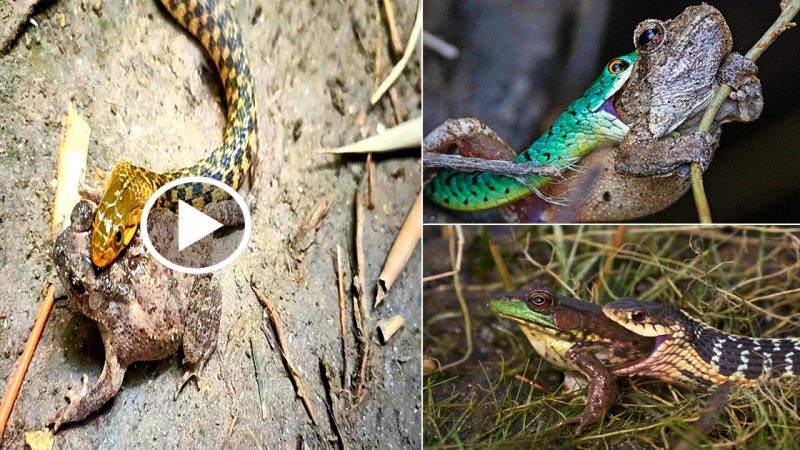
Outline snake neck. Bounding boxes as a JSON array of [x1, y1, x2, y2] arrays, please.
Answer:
[[158, 0, 257, 199], [615, 312, 800, 387], [424, 96, 629, 212]]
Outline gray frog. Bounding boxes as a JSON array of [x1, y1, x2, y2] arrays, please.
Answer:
[[50, 200, 221, 431], [543, 4, 763, 221]]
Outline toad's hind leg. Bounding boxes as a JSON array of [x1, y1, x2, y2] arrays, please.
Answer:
[[175, 275, 221, 399], [49, 352, 126, 432]]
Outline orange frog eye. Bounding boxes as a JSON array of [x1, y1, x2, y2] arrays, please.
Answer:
[[607, 59, 629, 75]]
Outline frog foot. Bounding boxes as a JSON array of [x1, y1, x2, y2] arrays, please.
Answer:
[[49, 374, 90, 432], [724, 75, 763, 123], [718, 52, 758, 90], [78, 182, 104, 203], [173, 362, 205, 400], [557, 408, 602, 435]]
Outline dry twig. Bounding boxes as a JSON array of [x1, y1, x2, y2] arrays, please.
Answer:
[[370, 0, 421, 104], [0, 284, 55, 445], [52, 105, 90, 239], [250, 282, 318, 426], [321, 117, 420, 154], [376, 191, 421, 307], [691, 0, 800, 223], [424, 153, 558, 177]]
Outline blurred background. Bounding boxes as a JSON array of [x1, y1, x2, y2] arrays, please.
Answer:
[[423, 0, 800, 223]]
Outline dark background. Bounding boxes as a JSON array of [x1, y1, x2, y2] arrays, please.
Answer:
[[424, 0, 800, 223]]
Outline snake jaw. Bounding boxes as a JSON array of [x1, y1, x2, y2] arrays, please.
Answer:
[[614, 334, 671, 376]]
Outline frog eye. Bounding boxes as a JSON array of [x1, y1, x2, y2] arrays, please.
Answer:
[[114, 229, 123, 245], [526, 290, 554, 309], [607, 58, 629, 75], [634, 20, 667, 53], [630, 310, 648, 323]]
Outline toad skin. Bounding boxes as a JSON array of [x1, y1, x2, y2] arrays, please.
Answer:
[[50, 200, 221, 431]]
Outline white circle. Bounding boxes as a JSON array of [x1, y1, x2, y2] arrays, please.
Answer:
[[140, 176, 252, 274]]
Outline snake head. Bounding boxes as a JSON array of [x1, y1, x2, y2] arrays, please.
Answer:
[[90, 162, 148, 268]]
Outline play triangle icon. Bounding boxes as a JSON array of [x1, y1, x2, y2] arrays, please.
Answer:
[[178, 200, 224, 251]]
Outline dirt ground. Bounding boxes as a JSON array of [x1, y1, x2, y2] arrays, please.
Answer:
[[0, 0, 421, 448]]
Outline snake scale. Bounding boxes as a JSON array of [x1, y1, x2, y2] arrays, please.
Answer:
[[424, 53, 637, 211], [90, 0, 258, 268], [604, 298, 800, 387]]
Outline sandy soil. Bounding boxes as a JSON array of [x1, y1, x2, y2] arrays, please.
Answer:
[[0, 0, 421, 448]]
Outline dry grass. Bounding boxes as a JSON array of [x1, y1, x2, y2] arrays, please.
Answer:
[[423, 225, 800, 449]]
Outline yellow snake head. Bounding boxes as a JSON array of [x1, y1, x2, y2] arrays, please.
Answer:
[[90, 162, 153, 268]]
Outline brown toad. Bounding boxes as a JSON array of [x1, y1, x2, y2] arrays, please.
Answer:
[[50, 200, 221, 431], [543, 4, 763, 221]]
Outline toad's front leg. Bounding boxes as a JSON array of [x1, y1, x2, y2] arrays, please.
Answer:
[[49, 351, 126, 432], [558, 346, 618, 435], [614, 122, 718, 178]]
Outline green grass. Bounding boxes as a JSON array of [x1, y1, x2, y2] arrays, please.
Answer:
[[423, 225, 800, 449]]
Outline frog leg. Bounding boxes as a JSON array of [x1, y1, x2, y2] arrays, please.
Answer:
[[175, 274, 221, 400], [49, 347, 126, 432], [203, 199, 246, 227], [558, 346, 617, 435], [614, 122, 718, 177]]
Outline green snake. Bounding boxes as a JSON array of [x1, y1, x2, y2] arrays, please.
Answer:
[[603, 298, 800, 387], [90, 0, 257, 268], [424, 52, 637, 211]]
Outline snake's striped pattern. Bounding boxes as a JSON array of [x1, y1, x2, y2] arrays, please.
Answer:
[[91, 0, 257, 268], [424, 52, 637, 211], [603, 298, 800, 387]]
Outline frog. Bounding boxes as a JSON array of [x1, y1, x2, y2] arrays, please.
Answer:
[[49, 200, 222, 431], [488, 284, 655, 433], [541, 4, 763, 221]]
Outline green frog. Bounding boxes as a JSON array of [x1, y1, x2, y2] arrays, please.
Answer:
[[489, 284, 655, 433]]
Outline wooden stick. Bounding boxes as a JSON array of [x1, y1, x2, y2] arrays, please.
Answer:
[[0, 284, 55, 445], [370, 0, 421, 105], [366, 153, 376, 210], [354, 183, 368, 323], [335, 245, 348, 384], [51, 105, 90, 239], [691, 0, 800, 223], [422, 31, 459, 60], [250, 283, 318, 426], [381, 0, 403, 58], [376, 191, 421, 307], [321, 118, 421, 154], [424, 152, 558, 177], [377, 315, 405, 344]]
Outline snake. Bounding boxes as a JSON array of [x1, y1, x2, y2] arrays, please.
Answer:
[[424, 52, 637, 211], [603, 298, 800, 387], [90, 0, 258, 268]]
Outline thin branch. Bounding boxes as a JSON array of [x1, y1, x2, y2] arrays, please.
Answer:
[[424, 153, 558, 177], [691, 0, 800, 223]]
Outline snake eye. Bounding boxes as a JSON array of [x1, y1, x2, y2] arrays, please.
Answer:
[[607, 58, 629, 75], [630, 310, 648, 323], [634, 20, 667, 53], [526, 290, 554, 309], [114, 229, 123, 245]]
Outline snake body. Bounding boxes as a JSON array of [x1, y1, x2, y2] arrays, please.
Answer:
[[424, 53, 637, 211], [90, 0, 257, 268], [603, 298, 800, 387]]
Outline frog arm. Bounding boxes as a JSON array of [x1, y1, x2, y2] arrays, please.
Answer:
[[558, 345, 618, 435], [614, 121, 718, 178]]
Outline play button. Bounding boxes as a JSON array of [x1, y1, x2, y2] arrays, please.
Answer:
[[139, 176, 252, 274], [178, 200, 223, 251]]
